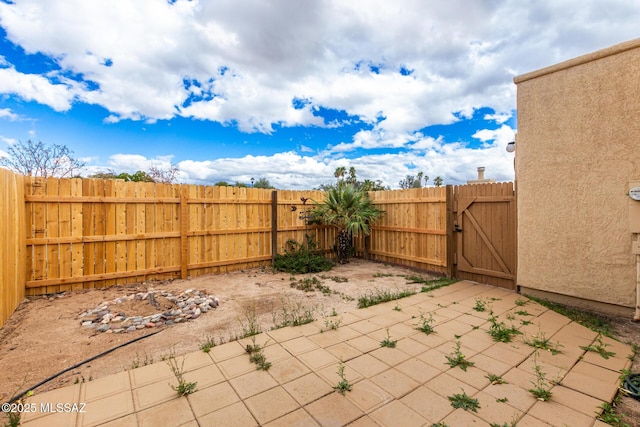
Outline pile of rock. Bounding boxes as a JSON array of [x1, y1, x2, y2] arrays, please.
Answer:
[[78, 289, 219, 334]]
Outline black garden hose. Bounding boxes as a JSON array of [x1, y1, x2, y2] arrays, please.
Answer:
[[3, 330, 162, 405], [623, 373, 640, 400]]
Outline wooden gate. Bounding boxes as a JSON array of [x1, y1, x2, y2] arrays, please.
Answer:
[[452, 182, 516, 289]]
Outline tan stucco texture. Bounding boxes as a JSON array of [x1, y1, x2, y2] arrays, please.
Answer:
[[514, 39, 640, 309]]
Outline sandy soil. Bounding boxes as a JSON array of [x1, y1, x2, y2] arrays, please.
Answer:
[[0, 259, 638, 425], [0, 259, 436, 403]]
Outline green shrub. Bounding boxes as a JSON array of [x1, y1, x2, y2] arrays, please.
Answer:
[[273, 237, 334, 274]]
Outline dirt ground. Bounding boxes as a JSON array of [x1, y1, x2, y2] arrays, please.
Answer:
[[0, 260, 437, 403], [0, 259, 638, 425]]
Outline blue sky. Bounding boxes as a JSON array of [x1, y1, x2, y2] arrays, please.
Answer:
[[1, 1, 639, 189]]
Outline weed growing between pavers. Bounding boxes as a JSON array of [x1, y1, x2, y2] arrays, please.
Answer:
[[166, 349, 197, 397], [445, 341, 475, 371], [487, 310, 521, 343], [333, 359, 352, 395], [528, 355, 553, 401], [486, 373, 507, 385], [380, 328, 397, 348], [581, 333, 616, 359], [473, 297, 487, 312], [414, 312, 436, 335], [357, 287, 416, 308], [448, 390, 480, 412], [524, 330, 563, 355], [245, 336, 271, 371], [322, 316, 342, 332]]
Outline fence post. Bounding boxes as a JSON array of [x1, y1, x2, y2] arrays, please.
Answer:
[[271, 190, 278, 264], [180, 185, 188, 279], [446, 185, 455, 279]]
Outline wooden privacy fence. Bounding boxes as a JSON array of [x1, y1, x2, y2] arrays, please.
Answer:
[[0, 173, 516, 328], [356, 186, 448, 274], [23, 177, 335, 296], [0, 169, 26, 327]]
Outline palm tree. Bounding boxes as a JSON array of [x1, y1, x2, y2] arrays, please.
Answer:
[[312, 184, 384, 263]]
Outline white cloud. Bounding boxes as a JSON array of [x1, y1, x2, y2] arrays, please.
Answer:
[[484, 112, 512, 124], [0, 0, 636, 189], [472, 124, 516, 147], [2, 0, 636, 139], [0, 66, 75, 112], [0, 108, 20, 121], [0, 135, 18, 145]]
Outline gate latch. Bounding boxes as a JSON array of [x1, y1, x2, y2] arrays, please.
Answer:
[[454, 224, 463, 232]]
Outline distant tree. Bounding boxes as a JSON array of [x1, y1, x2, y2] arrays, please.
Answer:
[[89, 170, 154, 182], [359, 178, 387, 192], [0, 140, 85, 178], [253, 178, 275, 189], [399, 172, 428, 189], [148, 164, 179, 183], [214, 181, 230, 186], [234, 181, 247, 188], [321, 166, 388, 192], [433, 176, 444, 187]]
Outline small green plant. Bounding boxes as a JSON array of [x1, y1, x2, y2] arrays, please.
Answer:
[[3, 410, 20, 427], [319, 275, 348, 283], [525, 330, 563, 355], [239, 305, 261, 338], [271, 296, 317, 329], [597, 401, 630, 427], [445, 341, 475, 371], [373, 272, 394, 278], [495, 397, 509, 403], [273, 237, 334, 274], [130, 351, 154, 369], [166, 350, 197, 397], [291, 276, 329, 292], [490, 420, 517, 427], [524, 295, 613, 337], [333, 360, 352, 395], [323, 316, 342, 332], [581, 333, 616, 359], [393, 304, 402, 311], [487, 312, 522, 343], [245, 336, 272, 371], [431, 423, 449, 427], [515, 298, 529, 306], [528, 361, 553, 401], [200, 334, 217, 353], [357, 287, 416, 308], [380, 328, 397, 348], [473, 298, 487, 312], [448, 390, 480, 412], [415, 276, 459, 292], [515, 310, 532, 316], [521, 319, 532, 326], [415, 313, 435, 335], [330, 307, 338, 317], [486, 373, 507, 385]]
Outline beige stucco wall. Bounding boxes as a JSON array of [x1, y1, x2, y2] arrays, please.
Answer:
[[514, 39, 640, 312]]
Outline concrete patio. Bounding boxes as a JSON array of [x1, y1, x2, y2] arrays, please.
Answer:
[[19, 280, 633, 426]]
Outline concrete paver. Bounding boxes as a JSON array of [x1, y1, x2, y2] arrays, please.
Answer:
[[16, 281, 634, 426]]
